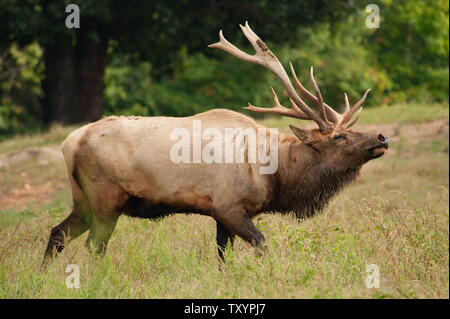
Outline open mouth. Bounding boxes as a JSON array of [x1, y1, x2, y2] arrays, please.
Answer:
[[367, 145, 388, 158]]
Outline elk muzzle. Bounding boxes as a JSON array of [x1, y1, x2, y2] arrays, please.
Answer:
[[367, 133, 389, 159]]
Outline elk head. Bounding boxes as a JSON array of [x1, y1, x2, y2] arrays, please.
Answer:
[[209, 22, 389, 171]]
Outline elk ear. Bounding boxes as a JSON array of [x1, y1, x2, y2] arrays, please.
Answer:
[[289, 125, 314, 144]]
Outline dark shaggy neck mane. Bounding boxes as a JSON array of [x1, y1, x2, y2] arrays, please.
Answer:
[[268, 140, 361, 219]]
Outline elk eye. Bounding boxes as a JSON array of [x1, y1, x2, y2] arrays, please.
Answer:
[[333, 134, 344, 140]]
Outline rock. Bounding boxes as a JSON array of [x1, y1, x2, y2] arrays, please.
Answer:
[[0, 146, 64, 168]]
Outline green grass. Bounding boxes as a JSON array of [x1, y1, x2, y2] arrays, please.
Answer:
[[259, 102, 449, 129], [0, 103, 448, 298], [357, 102, 449, 125]]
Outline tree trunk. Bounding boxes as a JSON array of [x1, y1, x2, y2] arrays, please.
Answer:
[[75, 28, 109, 123], [43, 29, 109, 125], [43, 34, 77, 124]]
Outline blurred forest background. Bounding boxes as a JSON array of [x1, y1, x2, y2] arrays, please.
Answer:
[[0, 0, 448, 136]]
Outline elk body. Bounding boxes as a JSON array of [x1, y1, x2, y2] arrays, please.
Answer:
[[42, 23, 389, 268]]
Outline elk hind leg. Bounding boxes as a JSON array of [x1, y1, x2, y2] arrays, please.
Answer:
[[42, 200, 92, 269]]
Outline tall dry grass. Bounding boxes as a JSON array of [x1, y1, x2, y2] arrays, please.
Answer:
[[0, 103, 448, 298]]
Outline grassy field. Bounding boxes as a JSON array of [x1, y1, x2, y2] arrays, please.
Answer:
[[0, 103, 448, 298]]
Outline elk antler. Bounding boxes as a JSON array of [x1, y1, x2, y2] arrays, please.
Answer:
[[245, 87, 310, 120], [208, 22, 331, 133], [208, 22, 371, 131], [289, 63, 339, 124], [340, 89, 371, 127]]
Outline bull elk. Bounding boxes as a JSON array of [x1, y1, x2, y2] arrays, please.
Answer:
[[42, 22, 389, 268]]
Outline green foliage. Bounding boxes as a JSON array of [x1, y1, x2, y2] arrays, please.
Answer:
[[0, 1, 448, 134], [105, 50, 273, 117], [105, 13, 392, 117], [279, 14, 392, 110], [371, 0, 449, 103], [1, 0, 356, 78], [104, 59, 154, 116], [0, 43, 44, 135], [104, 5, 449, 119]]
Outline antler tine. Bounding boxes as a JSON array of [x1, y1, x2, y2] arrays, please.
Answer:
[[289, 62, 317, 105], [345, 107, 362, 128], [239, 21, 260, 52], [270, 87, 282, 107], [310, 66, 330, 124], [289, 98, 307, 115], [243, 87, 310, 120], [207, 30, 259, 65], [209, 22, 331, 132], [341, 89, 371, 127], [344, 93, 350, 112], [289, 63, 340, 124]]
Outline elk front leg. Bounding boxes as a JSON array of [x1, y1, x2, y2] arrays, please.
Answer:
[[216, 221, 235, 263], [214, 207, 266, 256]]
